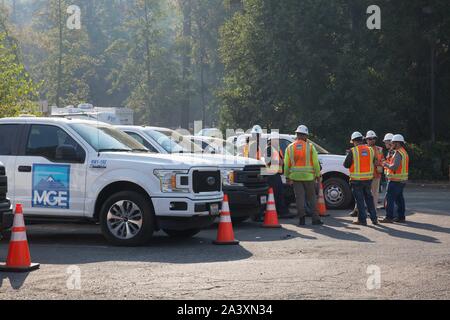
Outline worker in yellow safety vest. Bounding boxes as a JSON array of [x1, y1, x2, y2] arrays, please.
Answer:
[[380, 134, 409, 223], [343, 131, 378, 225], [284, 125, 323, 226]]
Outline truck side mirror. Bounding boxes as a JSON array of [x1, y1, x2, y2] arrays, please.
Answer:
[[56, 145, 81, 162]]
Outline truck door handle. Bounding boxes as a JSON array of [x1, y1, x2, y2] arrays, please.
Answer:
[[18, 166, 32, 173]]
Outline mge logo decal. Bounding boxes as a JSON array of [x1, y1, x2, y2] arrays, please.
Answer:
[[32, 164, 71, 209]]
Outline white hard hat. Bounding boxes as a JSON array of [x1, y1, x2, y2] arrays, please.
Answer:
[[350, 131, 364, 142], [391, 134, 405, 143], [251, 125, 263, 135], [366, 130, 377, 139], [383, 133, 394, 142], [295, 125, 309, 135]]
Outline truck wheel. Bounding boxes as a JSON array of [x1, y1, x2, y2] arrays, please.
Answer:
[[99, 191, 155, 246], [163, 228, 200, 238], [323, 177, 352, 209]]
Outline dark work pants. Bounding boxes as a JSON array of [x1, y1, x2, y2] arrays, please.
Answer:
[[386, 181, 406, 219], [351, 180, 378, 223], [267, 173, 289, 216]]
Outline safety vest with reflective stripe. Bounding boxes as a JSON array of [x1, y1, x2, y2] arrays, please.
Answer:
[[247, 141, 262, 160], [371, 145, 384, 178], [267, 147, 284, 174], [349, 145, 375, 181], [387, 147, 409, 182], [286, 140, 314, 175]]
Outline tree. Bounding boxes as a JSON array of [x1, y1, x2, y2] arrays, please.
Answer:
[[0, 32, 38, 117]]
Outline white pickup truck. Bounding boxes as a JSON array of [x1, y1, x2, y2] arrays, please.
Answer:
[[0, 118, 223, 245], [116, 126, 270, 223], [228, 134, 352, 209]]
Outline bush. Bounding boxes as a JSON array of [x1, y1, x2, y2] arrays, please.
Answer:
[[408, 142, 450, 181]]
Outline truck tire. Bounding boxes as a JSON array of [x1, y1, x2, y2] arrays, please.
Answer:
[[99, 191, 155, 246], [163, 228, 200, 238], [323, 177, 352, 209]]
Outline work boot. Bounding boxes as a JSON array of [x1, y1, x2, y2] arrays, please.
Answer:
[[379, 217, 394, 224], [348, 209, 358, 217], [298, 217, 306, 226], [352, 220, 367, 226], [394, 217, 406, 223], [371, 218, 379, 225], [312, 219, 323, 226]]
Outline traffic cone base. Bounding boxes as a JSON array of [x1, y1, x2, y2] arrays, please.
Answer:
[[213, 195, 240, 245], [213, 240, 239, 245], [261, 188, 282, 228], [0, 204, 39, 273], [0, 263, 40, 273]]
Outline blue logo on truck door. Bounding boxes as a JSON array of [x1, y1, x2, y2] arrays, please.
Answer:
[[32, 164, 70, 209]]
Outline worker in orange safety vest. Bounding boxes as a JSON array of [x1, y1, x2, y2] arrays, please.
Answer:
[[380, 134, 409, 223], [343, 131, 378, 225]]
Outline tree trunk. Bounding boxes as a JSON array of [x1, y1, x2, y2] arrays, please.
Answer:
[[56, 0, 63, 107], [143, 0, 153, 120], [180, 0, 192, 130]]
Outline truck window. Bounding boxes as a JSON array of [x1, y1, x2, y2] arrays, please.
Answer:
[[25, 125, 85, 162], [125, 132, 158, 152], [69, 123, 147, 152], [0, 124, 20, 155]]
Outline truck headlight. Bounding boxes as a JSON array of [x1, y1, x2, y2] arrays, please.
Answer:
[[221, 169, 244, 187], [153, 170, 189, 193]]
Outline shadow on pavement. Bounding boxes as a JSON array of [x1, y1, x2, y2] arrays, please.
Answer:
[[0, 227, 253, 265], [232, 220, 317, 241], [376, 224, 441, 243], [401, 220, 450, 235], [0, 272, 29, 289], [281, 217, 375, 243]]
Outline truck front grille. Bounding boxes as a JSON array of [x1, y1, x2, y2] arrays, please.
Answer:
[[235, 165, 268, 188], [192, 170, 221, 193]]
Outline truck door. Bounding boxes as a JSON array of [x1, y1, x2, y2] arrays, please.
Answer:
[[0, 124, 22, 202], [14, 124, 87, 217]]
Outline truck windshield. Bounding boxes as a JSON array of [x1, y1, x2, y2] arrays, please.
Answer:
[[70, 123, 148, 152], [145, 129, 203, 154]]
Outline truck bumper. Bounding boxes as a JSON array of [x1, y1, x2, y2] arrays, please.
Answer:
[[0, 200, 13, 231], [225, 186, 269, 218], [152, 195, 222, 230]]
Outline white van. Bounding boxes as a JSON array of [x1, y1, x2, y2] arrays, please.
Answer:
[[0, 118, 223, 245]]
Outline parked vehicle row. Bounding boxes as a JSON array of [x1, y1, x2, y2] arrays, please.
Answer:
[[0, 118, 224, 245], [116, 126, 269, 223]]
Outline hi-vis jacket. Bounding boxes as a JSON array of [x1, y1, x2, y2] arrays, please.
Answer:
[[284, 140, 321, 182], [349, 145, 375, 181], [386, 147, 409, 182], [371, 145, 385, 179]]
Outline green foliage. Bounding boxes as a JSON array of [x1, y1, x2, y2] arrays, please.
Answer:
[[0, 32, 39, 117], [408, 142, 450, 180], [218, 0, 450, 153]]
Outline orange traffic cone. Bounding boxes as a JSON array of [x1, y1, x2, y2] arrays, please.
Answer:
[[262, 188, 281, 228], [0, 204, 40, 272], [213, 195, 239, 245], [316, 181, 329, 217]]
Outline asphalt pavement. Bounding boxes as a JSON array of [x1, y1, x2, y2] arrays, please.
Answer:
[[0, 185, 449, 300]]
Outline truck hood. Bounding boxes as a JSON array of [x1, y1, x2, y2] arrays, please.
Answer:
[[318, 154, 346, 162], [97, 152, 221, 169], [172, 153, 265, 169]]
